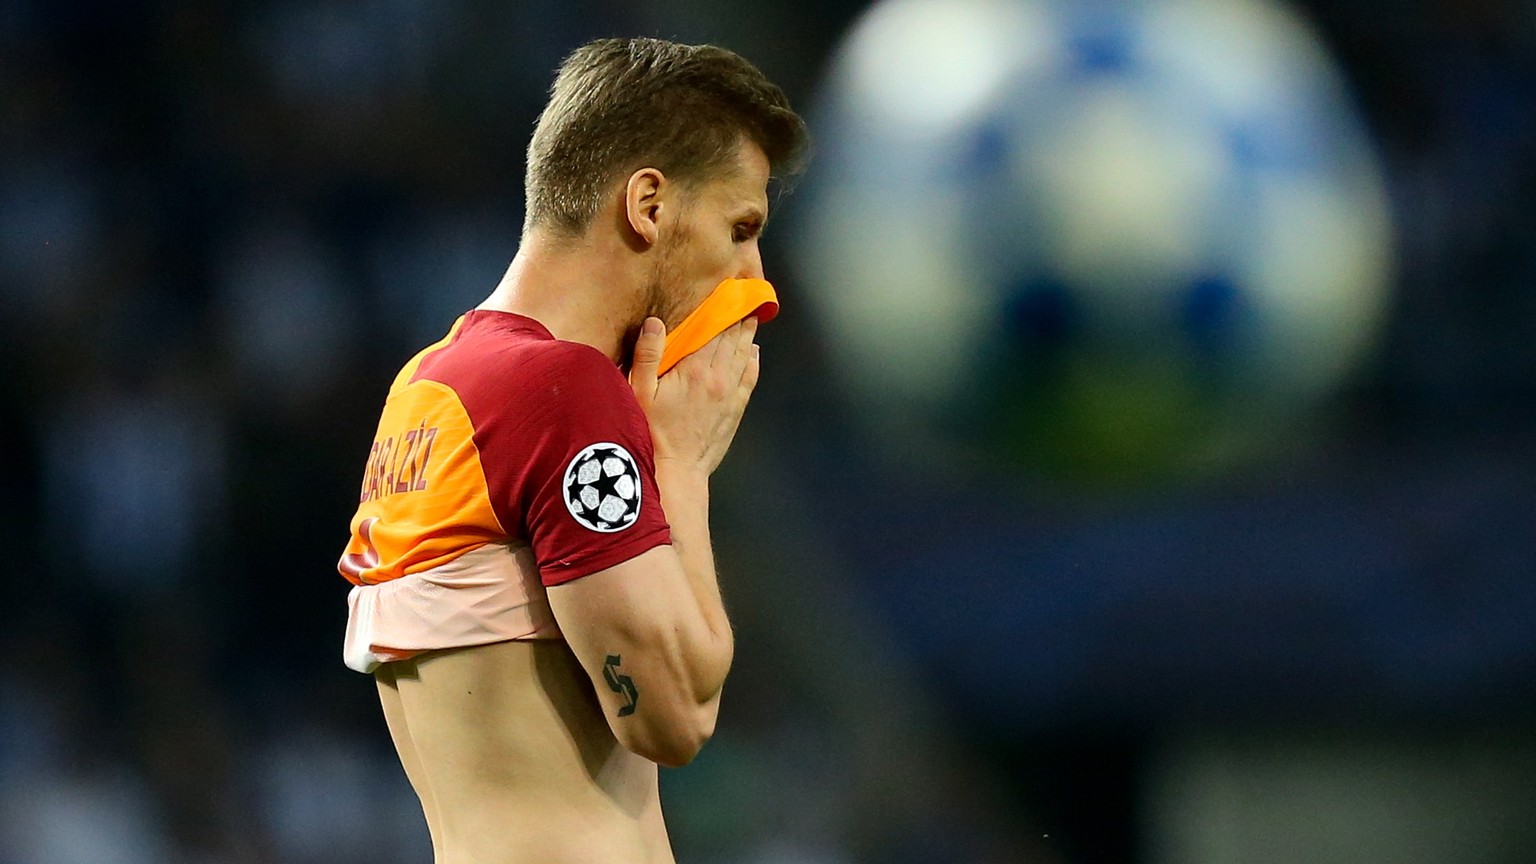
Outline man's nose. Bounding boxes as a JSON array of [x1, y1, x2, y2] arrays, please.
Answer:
[[737, 243, 764, 280]]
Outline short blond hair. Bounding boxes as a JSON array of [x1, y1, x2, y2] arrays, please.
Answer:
[[524, 38, 809, 235]]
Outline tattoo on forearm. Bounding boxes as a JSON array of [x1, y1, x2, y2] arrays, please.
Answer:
[[603, 654, 639, 717]]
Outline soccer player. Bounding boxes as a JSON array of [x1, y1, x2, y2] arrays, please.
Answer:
[[336, 38, 808, 864]]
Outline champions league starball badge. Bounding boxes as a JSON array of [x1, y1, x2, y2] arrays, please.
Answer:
[[563, 443, 642, 532]]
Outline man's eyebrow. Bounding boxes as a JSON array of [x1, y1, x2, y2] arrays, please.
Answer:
[[741, 205, 768, 231]]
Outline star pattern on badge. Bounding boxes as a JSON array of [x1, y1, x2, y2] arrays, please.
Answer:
[[562, 443, 641, 532]]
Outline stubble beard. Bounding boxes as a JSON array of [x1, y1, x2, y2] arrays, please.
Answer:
[[645, 229, 693, 331]]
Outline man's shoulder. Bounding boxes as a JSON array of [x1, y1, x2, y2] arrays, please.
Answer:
[[409, 312, 630, 417]]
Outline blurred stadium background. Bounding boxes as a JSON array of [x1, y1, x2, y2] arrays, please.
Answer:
[[3, 0, 1535, 862]]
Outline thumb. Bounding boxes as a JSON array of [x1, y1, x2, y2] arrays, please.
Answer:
[[628, 316, 665, 406]]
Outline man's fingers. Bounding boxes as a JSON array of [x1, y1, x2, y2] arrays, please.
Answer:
[[715, 316, 758, 368], [673, 316, 759, 384], [735, 316, 759, 361], [734, 320, 758, 388], [703, 319, 737, 366], [629, 316, 666, 404], [739, 342, 760, 393]]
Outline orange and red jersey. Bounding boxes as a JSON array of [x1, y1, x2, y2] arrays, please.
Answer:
[[336, 311, 671, 669]]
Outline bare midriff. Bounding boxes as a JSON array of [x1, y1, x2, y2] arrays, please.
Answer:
[[376, 640, 675, 864]]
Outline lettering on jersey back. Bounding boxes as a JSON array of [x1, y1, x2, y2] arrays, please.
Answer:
[[360, 422, 439, 503]]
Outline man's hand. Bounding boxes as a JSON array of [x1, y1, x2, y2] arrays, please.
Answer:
[[628, 315, 760, 477]]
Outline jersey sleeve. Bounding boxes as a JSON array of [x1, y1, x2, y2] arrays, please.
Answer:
[[473, 340, 672, 586]]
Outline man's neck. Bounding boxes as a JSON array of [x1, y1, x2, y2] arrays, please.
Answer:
[[478, 231, 641, 364]]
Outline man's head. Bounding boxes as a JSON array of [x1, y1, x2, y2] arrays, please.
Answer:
[[524, 38, 808, 238]]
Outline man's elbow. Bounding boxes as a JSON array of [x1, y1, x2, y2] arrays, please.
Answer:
[[618, 704, 718, 768]]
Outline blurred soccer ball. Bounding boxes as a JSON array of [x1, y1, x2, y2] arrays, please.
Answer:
[[792, 0, 1393, 485]]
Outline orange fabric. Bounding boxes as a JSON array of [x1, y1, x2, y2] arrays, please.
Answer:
[[658, 278, 779, 375], [339, 316, 506, 586]]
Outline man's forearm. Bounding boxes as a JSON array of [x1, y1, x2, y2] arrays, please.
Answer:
[[656, 462, 734, 698]]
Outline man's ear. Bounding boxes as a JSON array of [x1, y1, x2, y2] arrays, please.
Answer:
[[624, 167, 667, 247]]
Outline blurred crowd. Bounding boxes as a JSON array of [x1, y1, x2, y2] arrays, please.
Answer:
[[2, 1, 1535, 863]]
